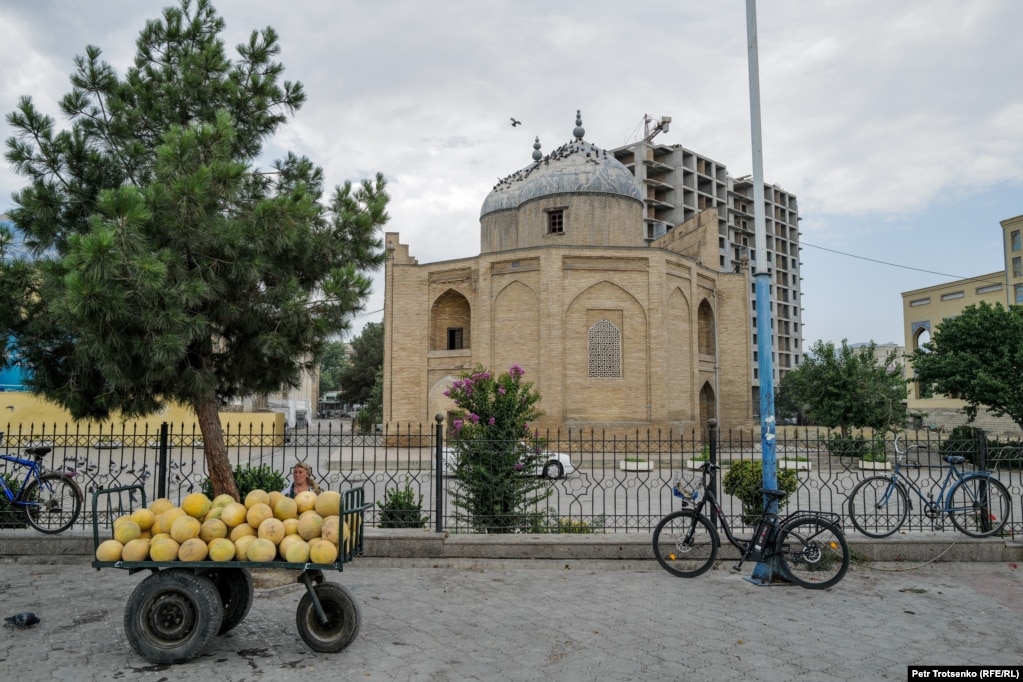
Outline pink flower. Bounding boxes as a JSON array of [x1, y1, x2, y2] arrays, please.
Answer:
[[509, 364, 524, 379], [488, 417, 496, 426], [498, 387, 506, 395], [453, 419, 463, 431], [468, 413, 480, 424]]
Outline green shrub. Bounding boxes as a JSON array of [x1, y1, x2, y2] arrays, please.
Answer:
[[819, 433, 869, 459], [722, 461, 800, 525], [377, 480, 428, 528], [941, 426, 1023, 468], [0, 471, 25, 527], [201, 463, 286, 499]]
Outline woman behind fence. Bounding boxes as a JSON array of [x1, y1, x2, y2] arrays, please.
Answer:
[[282, 461, 322, 498]]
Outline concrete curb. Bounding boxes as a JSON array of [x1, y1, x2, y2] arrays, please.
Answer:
[[1, 528, 1021, 565]]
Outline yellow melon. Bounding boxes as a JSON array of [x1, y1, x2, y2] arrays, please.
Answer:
[[246, 538, 277, 563], [258, 517, 286, 545], [320, 516, 341, 546], [199, 518, 228, 543], [178, 537, 208, 561], [203, 505, 224, 523], [233, 534, 257, 561], [314, 490, 341, 517], [153, 507, 186, 535], [113, 514, 134, 530], [149, 537, 180, 562], [273, 496, 298, 521], [278, 534, 304, 559], [244, 489, 270, 509], [181, 492, 212, 519], [230, 523, 256, 542], [211, 493, 236, 508], [149, 498, 175, 515], [343, 520, 351, 550], [220, 502, 248, 528], [150, 532, 171, 543], [122, 538, 151, 562], [170, 515, 201, 544], [283, 518, 300, 536], [207, 537, 236, 562], [294, 490, 318, 514], [138, 530, 152, 540], [268, 490, 285, 510], [246, 502, 273, 529], [95, 539, 123, 562], [309, 539, 338, 565], [113, 520, 142, 545], [284, 538, 310, 563], [297, 512, 324, 541], [130, 508, 156, 532]]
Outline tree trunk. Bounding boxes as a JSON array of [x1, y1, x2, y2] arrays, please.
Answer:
[[194, 392, 240, 501]]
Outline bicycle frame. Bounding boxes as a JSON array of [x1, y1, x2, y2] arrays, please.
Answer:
[[887, 440, 993, 513], [0, 453, 45, 505]]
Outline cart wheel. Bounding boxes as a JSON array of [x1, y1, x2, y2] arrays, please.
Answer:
[[123, 569, 224, 665], [205, 567, 254, 635], [295, 582, 361, 653]]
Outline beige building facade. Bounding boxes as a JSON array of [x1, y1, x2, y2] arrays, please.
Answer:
[[382, 114, 754, 435]]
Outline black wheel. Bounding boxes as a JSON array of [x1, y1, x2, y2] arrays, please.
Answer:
[[775, 517, 850, 590], [652, 510, 719, 578], [296, 582, 361, 653], [543, 461, 564, 479], [947, 476, 1011, 538], [21, 473, 83, 533], [847, 475, 908, 538], [204, 568, 254, 634], [123, 570, 224, 664]]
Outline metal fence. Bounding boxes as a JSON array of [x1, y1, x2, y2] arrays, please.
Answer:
[[1, 421, 1021, 536]]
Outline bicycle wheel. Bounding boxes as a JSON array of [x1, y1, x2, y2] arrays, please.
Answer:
[[775, 516, 849, 589], [847, 475, 908, 538], [947, 475, 1011, 538], [652, 510, 719, 578], [21, 473, 84, 533]]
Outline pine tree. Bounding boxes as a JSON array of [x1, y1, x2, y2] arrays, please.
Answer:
[[1, 0, 388, 498]]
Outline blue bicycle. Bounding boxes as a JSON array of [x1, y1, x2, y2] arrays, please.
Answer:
[[847, 434, 1011, 538], [0, 433, 84, 533]]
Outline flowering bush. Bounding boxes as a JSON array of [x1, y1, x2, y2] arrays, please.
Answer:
[[445, 364, 550, 533]]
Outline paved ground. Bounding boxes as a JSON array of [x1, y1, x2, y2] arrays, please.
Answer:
[[1, 557, 1021, 681]]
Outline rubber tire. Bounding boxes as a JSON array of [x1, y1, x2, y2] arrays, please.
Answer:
[[947, 476, 1011, 538], [652, 510, 719, 578], [21, 473, 84, 534], [123, 570, 224, 665], [847, 475, 908, 538], [296, 582, 361, 653], [543, 461, 564, 479], [205, 567, 254, 634], [775, 517, 850, 590]]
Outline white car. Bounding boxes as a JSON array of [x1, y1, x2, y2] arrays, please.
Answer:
[[442, 447, 575, 479]]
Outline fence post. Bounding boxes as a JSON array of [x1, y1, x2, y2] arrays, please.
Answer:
[[707, 418, 718, 527], [435, 414, 445, 533], [157, 422, 169, 499]]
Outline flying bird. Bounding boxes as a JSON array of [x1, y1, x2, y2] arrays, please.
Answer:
[[4, 612, 40, 629], [510, 118, 521, 127]]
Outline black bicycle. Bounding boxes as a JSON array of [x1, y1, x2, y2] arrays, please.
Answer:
[[652, 461, 850, 589]]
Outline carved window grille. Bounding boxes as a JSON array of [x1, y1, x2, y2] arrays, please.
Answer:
[[588, 319, 621, 378]]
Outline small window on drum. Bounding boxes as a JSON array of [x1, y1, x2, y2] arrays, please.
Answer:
[[547, 209, 564, 234], [447, 328, 464, 350]]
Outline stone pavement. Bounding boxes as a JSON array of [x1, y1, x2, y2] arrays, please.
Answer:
[[1, 557, 1021, 681]]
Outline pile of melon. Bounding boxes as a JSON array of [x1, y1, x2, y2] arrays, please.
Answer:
[[95, 489, 358, 565]]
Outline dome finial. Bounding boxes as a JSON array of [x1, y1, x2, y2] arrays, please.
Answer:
[[573, 110, 585, 141], [532, 136, 542, 161]]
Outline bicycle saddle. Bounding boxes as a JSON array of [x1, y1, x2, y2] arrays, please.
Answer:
[[25, 446, 51, 457], [759, 488, 788, 500], [943, 455, 966, 465]]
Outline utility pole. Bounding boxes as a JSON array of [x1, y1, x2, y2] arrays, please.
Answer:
[[745, 0, 780, 584]]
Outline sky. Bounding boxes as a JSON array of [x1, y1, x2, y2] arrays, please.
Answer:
[[0, 0, 1020, 349]]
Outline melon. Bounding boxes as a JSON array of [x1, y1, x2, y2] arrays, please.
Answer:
[[208, 537, 236, 562], [220, 502, 248, 528], [149, 537, 180, 562], [113, 520, 142, 545], [314, 490, 341, 517], [230, 523, 256, 542], [283, 518, 300, 536], [203, 505, 224, 522], [113, 514, 135, 530], [297, 512, 324, 541], [122, 538, 151, 562], [246, 502, 273, 529], [150, 532, 171, 543], [268, 490, 285, 510], [309, 539, 338, 565], [278, 534, 304, 559], [320, 516, 341, 546], [211, 493, 235, 508], [130, 508, 156, 532], [246, 538, 277, 562], [244, 489, 270, 509], [343, 520, 351, 550], [233, 534, 257, 561], [138, 530, 152, 540], [153, 507, 186, 535], [149, 497, 175, 515], [273, 496, 298, 521], [199, 518, 228, 543], [170, 515, 201, 544], [178, 537, 208, 562], [181, 492, 212, 519], [95, 539, 123, 562], [294, 490, 317, 514], [258, 517, 286, 545], [284, 539, 310, 563]]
